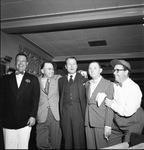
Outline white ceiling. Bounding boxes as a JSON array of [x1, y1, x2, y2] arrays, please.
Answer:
[[1, 0, 144, 82]]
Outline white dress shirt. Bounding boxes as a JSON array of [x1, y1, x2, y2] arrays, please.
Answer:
[[111, 78, 142, 117], [16, 74, 24, 88], [89, 76, 102, 98], [67, 73, 76, 81]]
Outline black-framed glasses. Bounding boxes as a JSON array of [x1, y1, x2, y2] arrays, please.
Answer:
[[112, 69, 125, 73]]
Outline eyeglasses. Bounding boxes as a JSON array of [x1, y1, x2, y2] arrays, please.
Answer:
[[112, 69, 125, 73]]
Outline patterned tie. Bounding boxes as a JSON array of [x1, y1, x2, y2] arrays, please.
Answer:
[[44, 79, 50, 95], [115, 81, 122, 87], [69, 75, 73, 86]]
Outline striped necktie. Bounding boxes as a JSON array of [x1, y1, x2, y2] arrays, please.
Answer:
[[44, 79, 50, 95]]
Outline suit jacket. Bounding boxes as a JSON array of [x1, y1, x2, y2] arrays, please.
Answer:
[[58, 73, 87, 120], [85, 77, 114, 128], [1, 72, 40, 129], [37, 75, 61, 123]]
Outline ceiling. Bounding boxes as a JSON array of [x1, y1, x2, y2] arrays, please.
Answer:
[[1, 0, 144, 85]]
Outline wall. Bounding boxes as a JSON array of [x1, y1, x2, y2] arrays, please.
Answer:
[[1, 31, 52, 69]]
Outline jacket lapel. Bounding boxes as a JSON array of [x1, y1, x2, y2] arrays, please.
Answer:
[[90, 77, 104, 101], [39, 76, 45, 93], [10, 73, 19, 97], [86, 81, 91, 100], [48, 79, 55, 99], [17, 73, 31, 96], [61, 75, 67, 95]]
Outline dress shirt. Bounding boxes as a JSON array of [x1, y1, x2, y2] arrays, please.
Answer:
[[67, 73, 76, 81], [111, 78, 142, 117], [89, 76, 102, 98], [16, 73, 24, 88], [41, 78, 50, 90]]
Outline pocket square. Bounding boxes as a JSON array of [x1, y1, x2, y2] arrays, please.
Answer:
[[96, 92, 107, 107]]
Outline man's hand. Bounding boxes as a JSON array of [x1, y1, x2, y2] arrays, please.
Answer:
[[27, 117, 36, 127], [104, 126, 111, 140], [105, 98, 114, 108], [78, 70, 88, 78]]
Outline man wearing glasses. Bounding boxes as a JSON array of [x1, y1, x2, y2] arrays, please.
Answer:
[[105, 59, 144, 145]]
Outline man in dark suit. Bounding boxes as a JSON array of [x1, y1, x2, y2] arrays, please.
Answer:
[[58, 56, 88, 149], [1, 53, 40, 149]]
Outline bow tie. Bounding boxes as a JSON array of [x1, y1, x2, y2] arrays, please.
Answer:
[[115, 81, 122, 87], [15, 71, 24, 75]]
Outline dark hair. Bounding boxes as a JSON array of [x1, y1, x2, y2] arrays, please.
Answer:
[[41, 61, 53, 69], [65, 56, 77, 65], [15, 53, 28, 61]]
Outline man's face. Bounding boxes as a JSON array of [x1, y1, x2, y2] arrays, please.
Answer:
[[113, 64, 127, 82], [88, 62, 102, 79], [65, 58, 78, 74], [41, 63, 54, 78], [15, 55, 28, 73]]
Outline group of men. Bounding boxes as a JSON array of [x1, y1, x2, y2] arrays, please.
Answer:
[[0, 53, 144, 149]]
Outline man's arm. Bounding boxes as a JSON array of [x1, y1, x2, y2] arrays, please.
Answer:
[[28, 76, 40, 126]]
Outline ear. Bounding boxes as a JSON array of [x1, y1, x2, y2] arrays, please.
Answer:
[[100, 68, 103, 73], [41, 68, 44, 74], [125, 70, 129, 75], [65, 65, 67, 70]]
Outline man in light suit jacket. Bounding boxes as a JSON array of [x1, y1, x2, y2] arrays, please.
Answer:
[[58, 57, 88, 149], [85, 62, 121, 149], [36, 62, 62, 149], [1, 53, 40, 149]]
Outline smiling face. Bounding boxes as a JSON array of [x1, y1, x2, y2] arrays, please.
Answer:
[[113, 64, 128, 83], [41, 63, 54, 78], [88, 62, 102, 80], [65, 57, 78, 74], [15, 54, 28, 73]]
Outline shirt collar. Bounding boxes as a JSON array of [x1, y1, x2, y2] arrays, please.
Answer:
[[122, 77, 130, 86], [89, 75, 102, 84], [68, 73, 76, 80], [15, 70, 25, 75]]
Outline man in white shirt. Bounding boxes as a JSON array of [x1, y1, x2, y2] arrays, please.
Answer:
[[1, 53, 40, 149], [105, 59, 144, 143]]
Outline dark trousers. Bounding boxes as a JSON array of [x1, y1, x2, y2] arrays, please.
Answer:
[[0, 120, 4, 150], [114, 107, 144, 142], [61, 103, 86, 149]]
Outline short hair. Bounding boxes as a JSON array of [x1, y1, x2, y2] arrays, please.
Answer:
[[65, 56, 77, 65], [15, 53, 28, 61], [122, 65, 131, 76], [89, 61, 102, 68], [41, 61, 53, 69]]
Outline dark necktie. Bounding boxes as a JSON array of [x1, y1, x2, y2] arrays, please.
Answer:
[[69, 75, 73, 86], [44, 79, 50, 95]]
